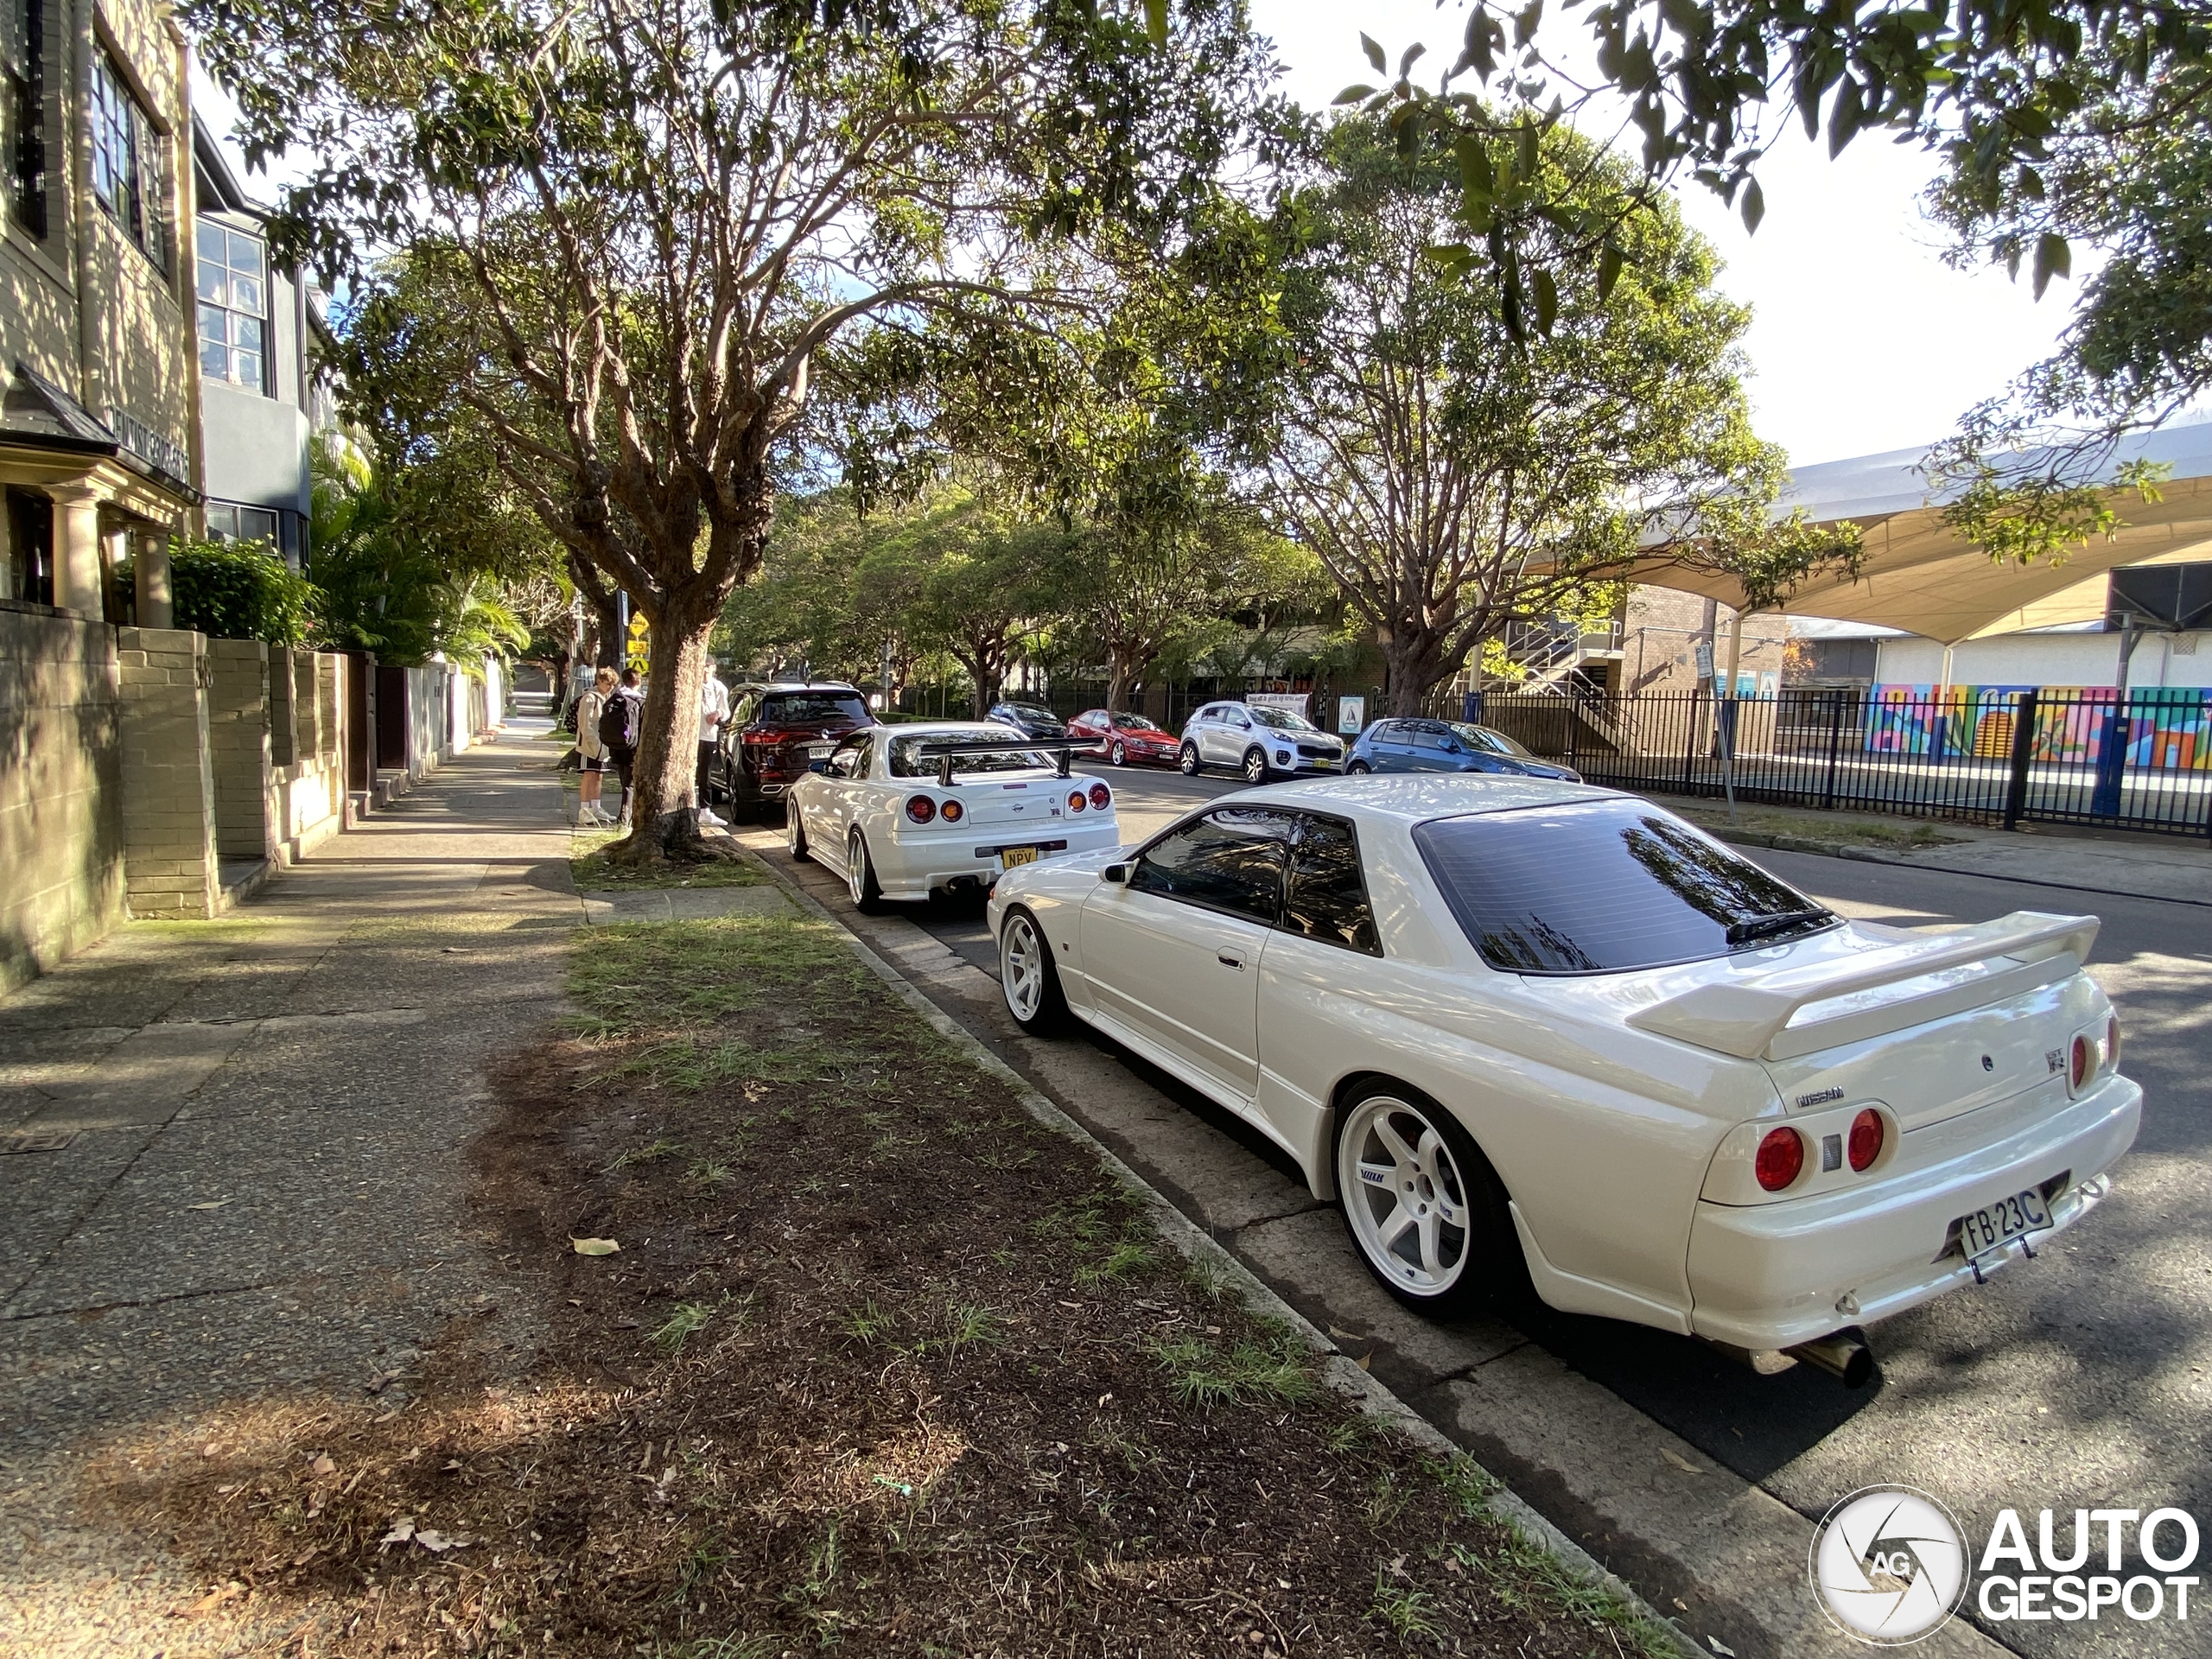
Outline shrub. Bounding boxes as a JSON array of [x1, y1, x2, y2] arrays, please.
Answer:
[[168, 537, 318, 645]]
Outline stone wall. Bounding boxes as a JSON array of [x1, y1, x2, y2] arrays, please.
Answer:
[[207, 639, 276, 861], [0, 607, 124, 995], [115, 626, 220, 918]]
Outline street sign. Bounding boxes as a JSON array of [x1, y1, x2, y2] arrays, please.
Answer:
[[1694, 639, 1713, 682], [1337, 695, 1365, 734]]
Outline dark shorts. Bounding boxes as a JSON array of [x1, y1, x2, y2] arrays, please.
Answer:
[[582, 755, 608, 774]]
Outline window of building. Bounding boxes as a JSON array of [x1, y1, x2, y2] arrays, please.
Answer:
[[206, 502, 280, 548], [3, 0, 45, 236], [196, 222, 267, 389], [90, 49, 163, 270], [4, 488, 54, 606]]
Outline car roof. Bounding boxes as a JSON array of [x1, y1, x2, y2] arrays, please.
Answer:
[[875, 720, 1049, 739], [756, 681, 862, 694], [1208, 772, 1618, 823]]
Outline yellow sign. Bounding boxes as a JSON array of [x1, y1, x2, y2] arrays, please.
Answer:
[[626, 613, 649, 672]]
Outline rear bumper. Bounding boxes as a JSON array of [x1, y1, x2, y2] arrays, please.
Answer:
[[874, 820, 1124, 900], [1685, 1076, 2141, 1350]]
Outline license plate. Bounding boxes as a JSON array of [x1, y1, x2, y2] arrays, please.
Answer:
[[999, 846, 1039, 868], [1953, 1187, 2052, 1262], [807, 743, 833, 759]]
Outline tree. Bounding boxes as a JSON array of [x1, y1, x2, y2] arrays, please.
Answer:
[[1341, 5, 2212, 539], [192, 0, 1277, 861], [1261, 120, 1852, 715], [889, 498, 1080, 715]]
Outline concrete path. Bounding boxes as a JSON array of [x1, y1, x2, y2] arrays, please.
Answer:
[[0, 726, 578, 1656]]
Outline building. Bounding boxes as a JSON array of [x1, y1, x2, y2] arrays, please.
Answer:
[[191, 112, 330, 563], [2, 0, 200, 620]]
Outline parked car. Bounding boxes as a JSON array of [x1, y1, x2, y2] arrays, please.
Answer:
[[1067, 708, 1181, 767], [786, 721, 1122, 910], [988, 773, 2137, 1379], [1347, 716, 1580, 783], [984, 701, 1070, 741], [1179, 702, 1346, 783], [715, 682, 871, 819]]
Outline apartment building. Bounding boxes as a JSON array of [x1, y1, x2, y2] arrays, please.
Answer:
[[1, 0, 200, 620]]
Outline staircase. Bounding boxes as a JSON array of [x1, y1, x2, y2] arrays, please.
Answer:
[[1477, 620, 1637, 756]]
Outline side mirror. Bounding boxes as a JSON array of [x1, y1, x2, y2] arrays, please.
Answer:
[[1101, 862, 1130, 885]]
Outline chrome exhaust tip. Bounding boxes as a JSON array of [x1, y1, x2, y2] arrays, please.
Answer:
[[1785, 1328, 1874, 1389]]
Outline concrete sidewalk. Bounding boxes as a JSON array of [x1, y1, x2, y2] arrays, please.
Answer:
[[0, 726, 579, 1656]]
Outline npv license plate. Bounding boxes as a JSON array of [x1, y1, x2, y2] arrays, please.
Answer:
[[999, 846, 1039, 868], [1954, 1186, 2052, 1262]]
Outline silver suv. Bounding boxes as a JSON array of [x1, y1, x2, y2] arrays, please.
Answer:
[[1178, 702, 1346, 784]]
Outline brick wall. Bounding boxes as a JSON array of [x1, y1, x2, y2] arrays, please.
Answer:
[[0, 608, 125, 995], [207, 639, 276, 861], [115, 626, 220, 918]]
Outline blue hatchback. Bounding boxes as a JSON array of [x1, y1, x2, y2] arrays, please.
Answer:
[[1344, 716, 1581, 781]]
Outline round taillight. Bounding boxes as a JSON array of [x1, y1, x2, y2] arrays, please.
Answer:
[[905, 795, 936, 824], [1067, 789, 1086, 812], [1847, 1108, 1885, 1173], [1754, 1127, 1804, 1192], [2106, 1014, 2120, 1072], [2069, 1033, 2093, 1091], [940, 798, 963, 823], [1088, 781, 1110, 810]]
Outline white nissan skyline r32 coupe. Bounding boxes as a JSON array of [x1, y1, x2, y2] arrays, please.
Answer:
[[987, 773, 2140, 1379], [787, 721, 1123, 909]]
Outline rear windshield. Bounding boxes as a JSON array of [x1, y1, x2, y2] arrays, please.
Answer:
[[997, 703, 1057, 721], [762, 693, 868, 724], [887, 736, 1053, 778], [1413, 800, 1837, 975]]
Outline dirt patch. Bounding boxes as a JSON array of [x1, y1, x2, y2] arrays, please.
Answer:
[[569, 826, 768, 891], [1664, 798, 1963, 849], [89, 915, 1671, 1657]]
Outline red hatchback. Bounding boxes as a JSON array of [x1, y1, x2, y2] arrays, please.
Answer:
[[1066, 708, 1181, 767], [716, 683, 872, 818]]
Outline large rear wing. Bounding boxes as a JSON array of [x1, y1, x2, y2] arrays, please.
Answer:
[[907, 734, 1090, 788], [1624, 910, 2101, 1061]]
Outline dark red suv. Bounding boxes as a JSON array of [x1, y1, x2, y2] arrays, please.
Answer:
[[715, 682, 872, 818]]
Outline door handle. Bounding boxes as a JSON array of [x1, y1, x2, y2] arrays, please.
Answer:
[[1217, 953, 1244, 970]]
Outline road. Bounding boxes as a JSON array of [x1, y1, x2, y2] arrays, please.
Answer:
[[750, 760, 2211, 1658]]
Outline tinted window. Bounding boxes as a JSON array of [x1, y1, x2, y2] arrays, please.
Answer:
[[1281, 816, 1379, 955], [1409, 727, 1451, 753], [1248, 705, 1316, 732], [1450, 721, 1532, 759], [761, 692, 868, 724], [1112, 713, 1160, 731], [1131, 809, 1294, 925], [1413, 800, 1836, 975]]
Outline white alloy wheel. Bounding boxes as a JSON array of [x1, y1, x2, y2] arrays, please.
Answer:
[[1109, 740, 1127, 766], [1179, 743, 1200, 775], [1242, 747, 1269, 785], [846, 830, 884, 912], [786, 801, 810, 861], [999, 907, 1065, 1033], [1339, 1094, 1472, 1298]]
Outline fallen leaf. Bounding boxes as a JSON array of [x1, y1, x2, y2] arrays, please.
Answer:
[[1354, 1352, 1372, 1371], [184, 1581, 244, 1618], [309, 1455, 336, 1477], [414, 1529, 472, 1553], [1661, 1448, 1703, 1475], [570, 1237, 620, 1256], [1708, 1639, 1737, 1657], [1327, 1324, 1357, 1340], [186, 1199, 231, 1211], [379, 1517, 416, 1549]]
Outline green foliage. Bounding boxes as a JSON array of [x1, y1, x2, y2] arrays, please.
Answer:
[[167, 537, 317, 645]]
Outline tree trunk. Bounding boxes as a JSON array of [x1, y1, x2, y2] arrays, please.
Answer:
[[616, 590, 718, 860], [1382, 632, 1449, 717], [1105, 643, 1146, 712]]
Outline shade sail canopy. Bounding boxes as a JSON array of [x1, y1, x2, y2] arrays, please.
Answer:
[[1627, 419, 2212, 644]]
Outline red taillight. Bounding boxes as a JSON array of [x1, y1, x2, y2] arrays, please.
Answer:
[[741, 728, 778, 745], [1067, 790, 1086, 812], [940, 798, 963, 823], [905, 795, 936, 824], [2069, 1033, 2093, 1092], [2106, 1014, 2120, 1072], [1755, 1127, 1804, 1192], [1847, 1109, 1885, 1173], [1088, 781, 1110, 810]]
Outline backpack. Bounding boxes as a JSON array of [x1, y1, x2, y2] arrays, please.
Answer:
[[599, 690, 641, 752]]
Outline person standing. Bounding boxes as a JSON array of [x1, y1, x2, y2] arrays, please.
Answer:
[[696, 662, 732, 828], [601, 668, 646, 830], [575, 667, 619, 825]]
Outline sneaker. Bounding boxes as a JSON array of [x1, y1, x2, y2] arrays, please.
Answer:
[[698, 808, 727, 828]]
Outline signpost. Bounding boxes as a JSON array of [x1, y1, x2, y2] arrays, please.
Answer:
[[1337, 695, 1365, 735], [626, 613, 651, 674]]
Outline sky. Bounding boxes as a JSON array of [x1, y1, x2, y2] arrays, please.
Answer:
[[1250, 0, 2076, 470], [195, 8, 2080, 474]]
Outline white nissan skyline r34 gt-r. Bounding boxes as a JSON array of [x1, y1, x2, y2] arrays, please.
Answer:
[[987, 773, 2140, 1377], [787, 721, 1123, 909]]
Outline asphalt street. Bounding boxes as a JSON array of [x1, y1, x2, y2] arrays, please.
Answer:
[[826, 757, 2212, 1659]]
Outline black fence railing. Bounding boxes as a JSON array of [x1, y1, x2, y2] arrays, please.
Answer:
[[1473, 687, 2212, 839]]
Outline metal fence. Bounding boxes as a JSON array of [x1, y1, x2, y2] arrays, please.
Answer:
[[1474, 687, 2212, 839]]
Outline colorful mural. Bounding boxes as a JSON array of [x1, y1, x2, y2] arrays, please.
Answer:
[[1866, 684, 2212, 768]]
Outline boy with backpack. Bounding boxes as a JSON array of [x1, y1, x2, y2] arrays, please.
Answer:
[[575, 667, 619, 825], [599, 669, 646, 830]]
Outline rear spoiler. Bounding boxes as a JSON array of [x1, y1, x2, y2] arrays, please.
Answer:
[[1624, 911, 2101, 1061], [910, 735, 1089, 788]]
